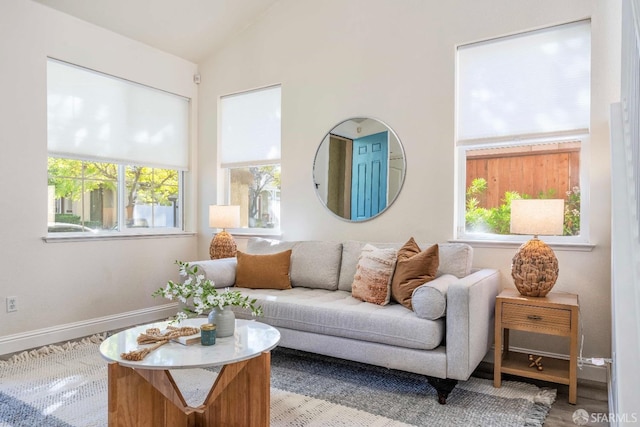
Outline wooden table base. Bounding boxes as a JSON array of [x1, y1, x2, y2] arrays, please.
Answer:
[[108, 352, 271, 427]]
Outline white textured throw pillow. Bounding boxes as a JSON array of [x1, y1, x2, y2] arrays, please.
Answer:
[[351, 244, 398, 305]]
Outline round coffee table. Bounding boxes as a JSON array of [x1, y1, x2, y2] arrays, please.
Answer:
[[100, 318, 280, 427]]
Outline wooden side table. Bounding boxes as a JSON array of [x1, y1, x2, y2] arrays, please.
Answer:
[[493, 289, 579, 404]]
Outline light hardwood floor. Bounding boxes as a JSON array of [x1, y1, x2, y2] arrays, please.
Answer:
[[475, 362, 610, 427], [544, 379, 610, 427]]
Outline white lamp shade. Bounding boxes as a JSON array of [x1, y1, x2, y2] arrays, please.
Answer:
[[209, 205, 240, 229], [510, 199, 565, 236]]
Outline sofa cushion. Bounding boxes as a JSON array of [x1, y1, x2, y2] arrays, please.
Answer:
[[246, 238, 342, 290], [339, 241, 473, 291], [437, 243, 474, 279], [411, 274, 458, 320], [391, 239, 439, 309], [351, 244, 397, 305], [246, 237, 296, 254], [231, 287, 445, 351], [235, 250, 292, 289], [191, 258, 237, 288]]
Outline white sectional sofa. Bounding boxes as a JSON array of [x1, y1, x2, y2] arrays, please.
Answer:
[[192, 237, 500, 404]]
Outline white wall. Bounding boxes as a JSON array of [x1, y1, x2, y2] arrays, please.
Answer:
[[0, 0, 620, 384], [198, 0, 620, 382], [0, 0, 199, 353]]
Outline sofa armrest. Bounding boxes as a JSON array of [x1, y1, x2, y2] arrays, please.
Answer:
[[445, 268, 500, 380], [190, 258, 238, 288]]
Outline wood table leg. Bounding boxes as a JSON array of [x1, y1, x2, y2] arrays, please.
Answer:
[[199, 351, 271, 426], [494, 302, 503, 388], [108, 362, 191, 427], [108, 351, 272, 427], [569, 307, 578, 404]]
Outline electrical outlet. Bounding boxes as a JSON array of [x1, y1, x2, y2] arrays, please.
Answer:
[[6, 296, 17, 313]]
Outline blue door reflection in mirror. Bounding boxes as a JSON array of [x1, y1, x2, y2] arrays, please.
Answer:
[[351, 131, 388, 220], [313, 118, 405, 222]]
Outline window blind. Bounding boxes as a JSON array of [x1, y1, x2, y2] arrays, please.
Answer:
[[220, 85, 281, 168], [457, 20, 591, 142], [47, 59, 190, 170]]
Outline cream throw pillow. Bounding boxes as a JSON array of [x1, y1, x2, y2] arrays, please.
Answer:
[[351, 244, 398, 305]]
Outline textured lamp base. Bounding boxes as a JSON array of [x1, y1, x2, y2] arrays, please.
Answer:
[[511, 238, 558, 297], [210, 230, 237, 259]]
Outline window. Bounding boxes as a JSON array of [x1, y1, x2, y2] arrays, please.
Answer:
[[220, 85, 281, 230], [47, 160, 180, 231], [456, 21, 590, 242], [46, 59, 189, 234]]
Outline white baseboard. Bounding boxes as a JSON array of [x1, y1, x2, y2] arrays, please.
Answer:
[[0, 303, 179, 356], [483, 345, 609, 384]]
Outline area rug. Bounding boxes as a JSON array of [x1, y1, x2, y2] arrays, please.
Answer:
[[0, 335, 555, 427]]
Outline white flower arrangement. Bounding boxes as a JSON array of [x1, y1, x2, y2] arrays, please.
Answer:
[[153, 261, 262, 322]]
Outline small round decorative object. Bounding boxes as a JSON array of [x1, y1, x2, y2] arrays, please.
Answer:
[[511, 238, 558, 297], [200, 323, 216, 346], [528, 354, 544, 371]]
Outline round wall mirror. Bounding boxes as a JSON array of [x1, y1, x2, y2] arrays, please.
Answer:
[[313, 117, 406, 221]]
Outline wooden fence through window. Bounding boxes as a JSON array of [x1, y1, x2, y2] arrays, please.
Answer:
[[466, 143, 580, 208]]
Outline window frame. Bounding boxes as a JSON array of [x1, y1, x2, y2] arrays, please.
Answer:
[[46, 159, 187, 239], [455, 132, 590, 245], [218, 85, 282, 235], [45, 58, 191, 240], [454, 22, 591, 245], [222, 163, 282, 235]]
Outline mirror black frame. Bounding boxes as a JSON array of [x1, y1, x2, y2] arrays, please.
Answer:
[[313, 117, 406, 222]]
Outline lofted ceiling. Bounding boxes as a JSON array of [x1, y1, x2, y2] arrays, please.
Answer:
[[32, 0, 280, 63]]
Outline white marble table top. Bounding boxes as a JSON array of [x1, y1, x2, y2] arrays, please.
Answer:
[[99, 318, 280, 370]]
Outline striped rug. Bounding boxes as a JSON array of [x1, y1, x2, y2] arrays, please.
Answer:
[[0, 335, 555, 426]]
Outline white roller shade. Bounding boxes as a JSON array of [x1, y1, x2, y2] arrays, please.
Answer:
[[457, 20, 591, 142], [220, 85, 281, 168], [47, 59, 190, 169]]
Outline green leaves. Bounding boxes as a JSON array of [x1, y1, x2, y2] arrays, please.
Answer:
[[153, 261, 263, 320], [465, 178, 580, 236]]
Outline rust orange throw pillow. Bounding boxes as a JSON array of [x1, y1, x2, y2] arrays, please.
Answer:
[[391, 238, 439, 309], [235, 250, 292, 289]]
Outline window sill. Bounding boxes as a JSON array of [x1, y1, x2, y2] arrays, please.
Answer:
[[43, 230, 196, 243], [220, 229, 283, 239], [451, 238, 595, 252]]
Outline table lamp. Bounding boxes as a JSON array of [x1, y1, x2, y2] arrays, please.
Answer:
[[209, 205, 240, 259], [510, 199, 565, 297]]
